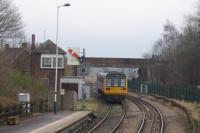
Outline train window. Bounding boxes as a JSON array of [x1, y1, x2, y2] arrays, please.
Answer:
[[120, 79, 125, 87], [114, 79, 118, 86], [107, 79, 112, 86]]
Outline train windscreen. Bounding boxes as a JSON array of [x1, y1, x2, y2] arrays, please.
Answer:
[[106, 74, 126, 87]]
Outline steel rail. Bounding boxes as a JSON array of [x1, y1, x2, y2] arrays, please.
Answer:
[[138, 98, 164, 133], [110, 102, 126, 133], [88, 105, 112, 133], [88, 103, 126, 133], [126, 96, 146, 133], [152, 115, 158, 133], [139, 99, 164, 133], [127, 95, 164, 133]]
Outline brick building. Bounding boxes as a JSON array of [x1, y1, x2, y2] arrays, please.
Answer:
[[31, 39, 66, 87]]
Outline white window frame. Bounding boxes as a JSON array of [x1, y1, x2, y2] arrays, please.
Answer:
[[41, 54, 64, 69], [106, 78, 112, 87], [120, 79, 126, 87], [114, 79, 118, 87]]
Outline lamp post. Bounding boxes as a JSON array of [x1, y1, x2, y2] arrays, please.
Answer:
[[54, 3, 71, 114]]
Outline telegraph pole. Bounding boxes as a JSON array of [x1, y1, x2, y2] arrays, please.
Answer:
[[82, 48, 86, 79], [80, 48, 86, 110]]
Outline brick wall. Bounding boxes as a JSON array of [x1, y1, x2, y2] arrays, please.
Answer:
[[31, 53, 64, 87], [85, 57, 152, 67]]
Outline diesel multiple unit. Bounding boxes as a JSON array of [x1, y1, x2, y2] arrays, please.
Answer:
[[97, 71, 128, 101]]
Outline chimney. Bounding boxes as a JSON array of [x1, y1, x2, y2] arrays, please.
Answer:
[[31, 34, 36, 52], [22, 42, 27, 49], [5, 44, 9, 50]]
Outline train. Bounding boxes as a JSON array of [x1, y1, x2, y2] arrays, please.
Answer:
[[97, 71, 128, 101]]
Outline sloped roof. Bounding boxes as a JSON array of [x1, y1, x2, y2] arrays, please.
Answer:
[[5, 48, 23, 59], [33, 40, 66, 54], [2, 47, 30, 65]]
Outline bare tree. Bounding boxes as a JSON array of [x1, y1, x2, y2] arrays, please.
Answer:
[[0, 0, 24, 50], [148, 4, 200, 86]]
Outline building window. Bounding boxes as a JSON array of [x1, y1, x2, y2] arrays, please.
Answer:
[[42, 57, 51, 68], [53, 57, 63, 68], [58, 58, 63, 67], [41, 54, 64, 69], [53, 57, 56, 68]]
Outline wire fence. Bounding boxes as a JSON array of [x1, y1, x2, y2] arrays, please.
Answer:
[[128, 80, 200, 102]]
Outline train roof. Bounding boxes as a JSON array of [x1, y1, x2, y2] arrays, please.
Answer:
[[97, 71, 125, 77]]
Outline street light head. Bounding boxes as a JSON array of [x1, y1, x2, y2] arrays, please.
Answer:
[[63, 3, 71, 7]]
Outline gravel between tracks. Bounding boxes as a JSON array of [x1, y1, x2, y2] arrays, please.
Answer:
[[149, 97, 189, 133], [128, 92, 188, 133], [116, 99, 142, 133]]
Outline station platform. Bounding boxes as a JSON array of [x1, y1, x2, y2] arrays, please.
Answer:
[[0, 111, 92, 133]]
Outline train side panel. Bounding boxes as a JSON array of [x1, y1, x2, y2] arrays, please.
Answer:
[[97, 75, 105, 95]]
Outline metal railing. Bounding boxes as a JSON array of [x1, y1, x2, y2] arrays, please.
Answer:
[[129, 81, 200, 102], [0, 100, 48, 123]]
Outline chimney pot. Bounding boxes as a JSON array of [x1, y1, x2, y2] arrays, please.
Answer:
[[5, 44, 9, 50], [31, 34, 36, 52], [22, 42, 27, 49]]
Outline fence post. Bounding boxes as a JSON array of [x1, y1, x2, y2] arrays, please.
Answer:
[[5, 105, 9, 119], [45, 100, 47, 112], [12, 104, 16, 116], [164, 85, 166, 97], [166, 85, 169, 97], [25, 102, 28, 116], [185, 87, 188, 101], [198, 89, 200, 103], [191, 87, 194, 102], [184, 87, 186, 100], [39, 101, 43, 112], [170, 85, 172, 98], [156, 82, 159, 95], [19, 103, 23, 115], [175, 86, 177, 99], [193, 87, 196, 101]]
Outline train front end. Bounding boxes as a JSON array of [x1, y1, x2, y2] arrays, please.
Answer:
[[103, 73, 128, 101]]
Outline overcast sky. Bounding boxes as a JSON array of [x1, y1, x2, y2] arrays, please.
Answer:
[[13, 0, 197, 58]]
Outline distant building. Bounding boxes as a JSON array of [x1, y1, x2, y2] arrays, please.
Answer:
[[31, 39, 66, 87], [1, 43, 31, 73]]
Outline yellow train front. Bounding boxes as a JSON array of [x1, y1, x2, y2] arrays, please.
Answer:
[[97, 71, 128, 101]]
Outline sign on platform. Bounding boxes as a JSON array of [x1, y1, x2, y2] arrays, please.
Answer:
[[60, 89, 65, 95], [67, 47, 80, 65], [18, 93, 30, 102]]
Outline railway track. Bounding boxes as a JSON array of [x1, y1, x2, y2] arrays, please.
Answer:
[[127, 95, 164, 133], [88, 103, 126, 133]]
